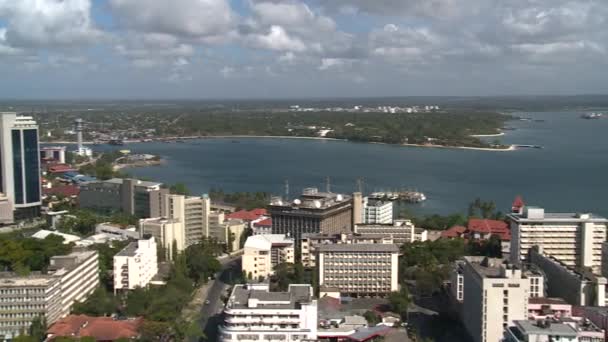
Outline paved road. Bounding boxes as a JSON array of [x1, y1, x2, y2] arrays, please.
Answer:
[[200, 257, 242, 341]]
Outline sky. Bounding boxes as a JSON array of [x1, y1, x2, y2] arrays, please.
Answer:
[[0, 0, 607, 99]]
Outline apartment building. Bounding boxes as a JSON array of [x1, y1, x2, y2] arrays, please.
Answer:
[[0, 251, 99, 339], [208, 212, 247, 252], [451, 258, 545, 306], [80, 178, 168, 218], [139, 217, 184, 260], [530, 247, 607, 307], [362, 197, 393, 224], [270, 188, 352, 244], [317, 244, 399, 297], [460, 256, 531, 342], [113, 237, 158, 292], [165, 194, 211, 247], [354, 219, 427, 245], [242, 234, 294, 280], [301, 233, 392, 268], [220, 283, 317, 342], [508, 207, 608, 273]]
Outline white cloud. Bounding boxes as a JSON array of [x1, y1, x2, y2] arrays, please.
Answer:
[[245, 25, 307, 52], [0, 0, 102, 48], [109, 0, 234, 40]]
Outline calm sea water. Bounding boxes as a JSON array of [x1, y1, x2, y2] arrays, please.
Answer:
[[87, 111, 608, 216]]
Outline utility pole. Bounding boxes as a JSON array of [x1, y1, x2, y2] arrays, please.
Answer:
[[326, 176, 331, 193], [356, 177, 364, 194], [284, 178, 289, 200]]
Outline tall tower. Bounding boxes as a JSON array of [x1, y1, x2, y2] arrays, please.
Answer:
[[352, 192, 363, 225], [75, 118, 84, 151], [0, 112, 41, 219]]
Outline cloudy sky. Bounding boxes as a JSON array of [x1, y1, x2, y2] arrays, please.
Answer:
[[0, 0, 607, 99]]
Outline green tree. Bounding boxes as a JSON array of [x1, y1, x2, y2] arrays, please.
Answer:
[[71, 287, 118, 316], [169, 183, 190, 195], [185, 244, 221, 284], [388, 288, 410, 320], [363, 310, 380, 326], [28, 315, 46, 341]]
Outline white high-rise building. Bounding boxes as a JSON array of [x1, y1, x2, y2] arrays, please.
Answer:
[[355, 219, 427, 245], [220, 283, 317, 342], [242, 234, 294, 280], [0, 250, 99, 340], [164, 194, 211, 247], [113, 237, 158, 292], [508, 207, 608, 273], [460, 257, 531, 342], [0, 112, 41, 219], [362, 197, 393, 224]]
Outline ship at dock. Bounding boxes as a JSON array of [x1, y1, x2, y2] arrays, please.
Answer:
[[368, 190, 427, 203], [581, 113, 603, 120]]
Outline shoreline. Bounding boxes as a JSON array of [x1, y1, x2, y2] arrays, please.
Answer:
[[469, 132, 505, 137], [43, 135, 516, 152]]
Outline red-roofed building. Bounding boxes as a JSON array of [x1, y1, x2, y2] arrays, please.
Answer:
[[47, 315, 143, 341], [47, 164, 78, 174], [512, 195, 525, 214], [43, 185, 80, 198], [227, 209, 267, 222], [253, 217, 272, 235], [441, 225, 467, 239], [467, 218, 510, 241]]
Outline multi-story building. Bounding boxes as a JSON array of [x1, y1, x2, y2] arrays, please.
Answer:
[[0, 251, 99, 339], [208, 215, 246, 252], [80, 178, 168, 218], [95, 222, 140, 240], [242, 234, 294, 280], [530, 247, 607, 307], [113, 237, 158, 293], [508, 207, 608, 273], [40, 146, 66, 164], [317, 244, 399, 297], [139, 217, 184, 260], [0, 193, 13, 225], [362, 197, 393, 224], [460, 256, 531, 342], [451, 257, 545, 307], [0, 113, 41, 220], [354, 219, 427, 245], [165, 194, 211, 247], [301, 233, 393, 268], [219, 283, 317, 342], [505, 319, 605, 342], [270, 188, 353, 245]]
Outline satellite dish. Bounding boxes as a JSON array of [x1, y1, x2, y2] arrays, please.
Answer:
[[314, 200, 321, 208], [336, 194, 343, 201], [293, 199, 302, 205]]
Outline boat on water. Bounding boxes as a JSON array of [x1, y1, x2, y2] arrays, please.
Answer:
[[108, 139, 124, 146], [581, 113, 603, 120]]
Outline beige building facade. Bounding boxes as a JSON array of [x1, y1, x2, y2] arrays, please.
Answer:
[[242, 234, 294, 280], [139, 217, 185, 260], [165, 194, 211, 247]]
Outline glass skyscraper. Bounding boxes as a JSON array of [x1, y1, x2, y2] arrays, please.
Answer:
[[0, 112, 41, 220]]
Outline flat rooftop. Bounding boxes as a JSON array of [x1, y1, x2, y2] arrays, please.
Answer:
[[269, 188, 352, 210], [228, 284, 313, 310], [115, 242, 138, 257], [508, 207, 607, 222], [511, 320, 577, 337], [0, 273, 57, 287], [104, 178, 162, 188], [318, 244, 399, 253]]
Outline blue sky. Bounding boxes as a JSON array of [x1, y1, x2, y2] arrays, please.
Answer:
[[0, 0, 607, 99]]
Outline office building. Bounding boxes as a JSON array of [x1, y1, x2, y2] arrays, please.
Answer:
[[505, 319, 605, 342], [317, 244, 399, 297], [270, 188, 353, 244], [0, 251, 99, 339], [139, 217, 185, 260], [113, 237, 158, 292], [40, 146, 66, 164], [352, 191, 363, 225], [165, 194, 211, 247], [0, 193, 13, 225], [220, 283, 317, 342], [362, 197, 393, 224], [79, 178, 168, 218], [460, 257, 533, 342], [354, 219, 427, 245], [252, 217, 272, 235], [508, 207, 608, 274], [242, 234, 294, 280], [0, 113, 42, 220], [530, 247, 607, 307], [301, 232, 393, 268]]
